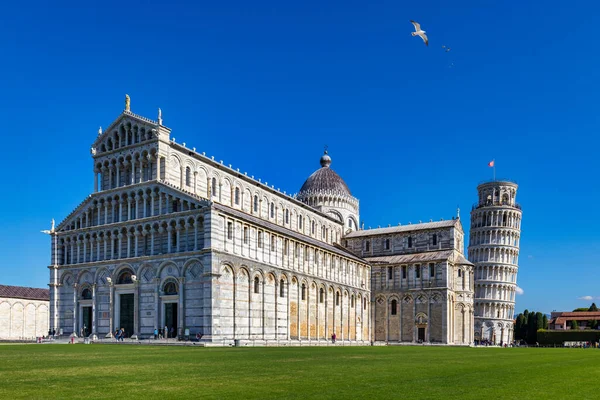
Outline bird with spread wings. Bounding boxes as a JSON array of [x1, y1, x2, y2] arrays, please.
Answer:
[[410, 20, 428, 46]]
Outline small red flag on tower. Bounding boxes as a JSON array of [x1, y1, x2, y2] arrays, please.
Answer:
[[488, 160, 495, 167]]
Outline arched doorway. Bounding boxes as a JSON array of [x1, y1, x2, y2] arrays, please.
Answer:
[[114, 269, 136, 338], [161, 280, 179, 338]]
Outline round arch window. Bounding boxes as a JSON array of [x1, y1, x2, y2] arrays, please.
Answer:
[[163, 281, 178, 295], [117, 270, 133, 284], [81, 288, 92, 300]]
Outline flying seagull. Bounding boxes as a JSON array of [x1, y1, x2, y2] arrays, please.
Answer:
[[410, 20, 428, 46], [442, 45, 451, 52]]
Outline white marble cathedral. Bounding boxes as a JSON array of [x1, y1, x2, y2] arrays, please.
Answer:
[[47, 97, 476, 345]]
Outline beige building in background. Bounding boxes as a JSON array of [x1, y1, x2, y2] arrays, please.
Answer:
[[0, 285, 49, 340]]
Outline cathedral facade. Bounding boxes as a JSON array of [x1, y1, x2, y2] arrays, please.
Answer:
[[48, 101, 474, 345]]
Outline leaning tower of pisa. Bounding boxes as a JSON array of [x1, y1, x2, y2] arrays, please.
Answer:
[[468, 180, 522, 345]]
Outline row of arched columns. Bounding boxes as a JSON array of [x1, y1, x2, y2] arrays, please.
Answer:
[[475, 283, 516, 302], [469, 229, 520, 247], [475, 319, 514, 344], [471, 209, 522, 230], [62, 187, 200, 232], [296, 192, 359, 212], [469, 247, 519, 264], [96, 121, 156, 155], [95, 150, 161, 192], [475, 302, 515, 321], [58, 216, 204, 265], [475, 265, 517, 283], [477, 185, 517, 207]]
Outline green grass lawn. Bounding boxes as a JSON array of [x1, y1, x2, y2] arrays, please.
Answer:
[[0, 345, 597, 399]]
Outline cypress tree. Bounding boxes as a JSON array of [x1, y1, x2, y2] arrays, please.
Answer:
[[542, 314, 548, 330], [527, 312, 536, 343], [535, 312, 544, 342], [515, 314, 525, 340], [589, 303, 598, 312]]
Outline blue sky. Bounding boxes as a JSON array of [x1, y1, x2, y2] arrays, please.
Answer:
[[0, 0, 598, 314]]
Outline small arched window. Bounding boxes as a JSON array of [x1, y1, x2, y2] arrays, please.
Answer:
[[363, 298, 367, 310], [408, 237, 413, 248], [311, 221, 316, 235], [432, 234, 437, 246], [298, 215, 303, 230], [391, 299, 397, 315], [211, 177, 217, 196], [385, 239, 390, 250], [336, 292, 340, 306], [319, 288, 324, 303], [164, 281, 178, 295], [301, 284, 306, 300], [253, 195, 259, 213], [285, 209, 289, 224], [351, 295, 355, 308], [365, 241, 370, 252], [117, 270, 133, 285], [270, 203, 275, 218], [348, 218, 353, 229], [458, 269, 462, 278], [185, 167, 191, 186], [280, 280, 285, 297], [81, 288, 92, 300], [234, 187, 240, 205], [254, 277, 260, 294]]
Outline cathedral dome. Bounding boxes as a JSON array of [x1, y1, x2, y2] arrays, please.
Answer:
[[298, 151, 351, 196]]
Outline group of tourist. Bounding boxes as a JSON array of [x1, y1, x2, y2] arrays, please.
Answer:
[[153, 326, 176, 339]]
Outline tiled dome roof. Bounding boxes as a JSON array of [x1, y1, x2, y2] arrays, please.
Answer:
[[299, 151, 351, 196]]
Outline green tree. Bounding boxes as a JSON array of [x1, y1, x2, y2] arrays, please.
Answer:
[[542, 314, 548, 330], [571, 320, 579, 330], [589, 303, 598, 312], [573, 307, 589, 312], [521, 310, 530, 340], [588, 320, 598, 330], [535, 312, 544, 333], [515, 314, 525, 340], [527, 312, 537, 343]]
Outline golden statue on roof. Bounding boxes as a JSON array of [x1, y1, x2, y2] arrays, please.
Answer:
[[125, 94, 131, 112]]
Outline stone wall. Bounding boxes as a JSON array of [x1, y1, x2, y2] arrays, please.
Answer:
[[0, 297, 49, 339]]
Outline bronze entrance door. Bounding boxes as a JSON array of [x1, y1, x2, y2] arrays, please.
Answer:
[[164, 303, 178, 338], [82, 306, 92, 336], [418, 327, 425, 342], [119, 294, 134, 337]]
